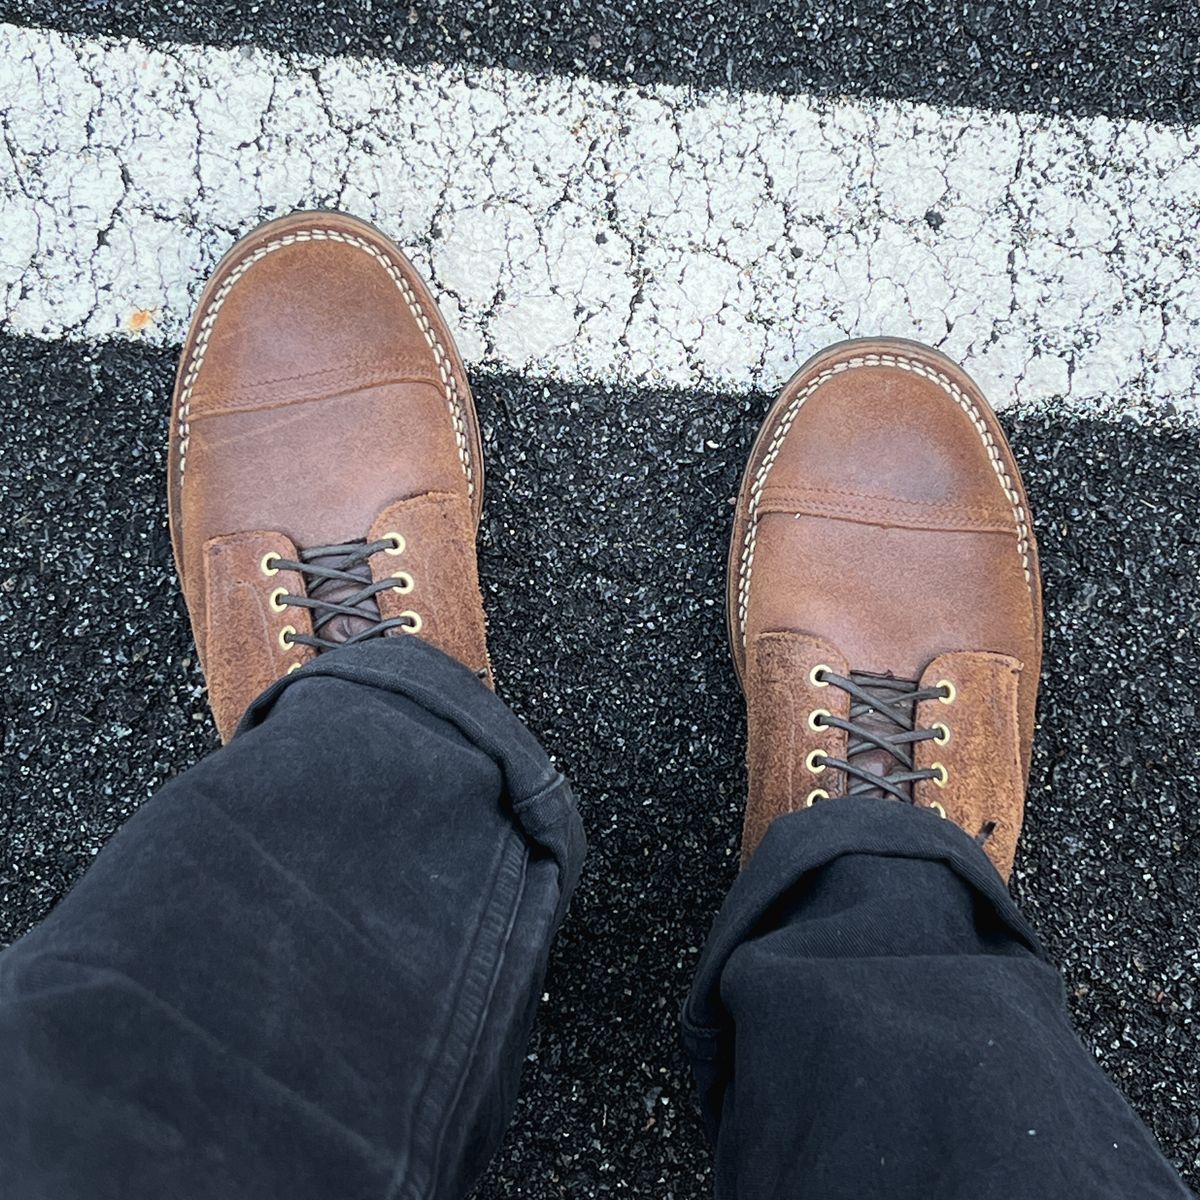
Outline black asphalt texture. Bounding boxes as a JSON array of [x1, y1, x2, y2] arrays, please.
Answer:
[[4, 0, 1198, 123], [1, 331, 1197, 1193]]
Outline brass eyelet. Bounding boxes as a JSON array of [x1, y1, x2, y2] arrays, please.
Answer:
[[383, 532, 406, 556], [269, 587, 288, 613], [807, 708, 831, 732], [809, 663, 832, 687], [932, 722, 950, 746], [928, 800, 947, 818], [260, 552, 280, 577], [930, 762, 949, 787], [399, 610, 423, 634], [805, 749, 827, 774], [286, 662, 303, 674], [937, 679, 956, 705], [805, 788, 829, 808], [391, 571, 415, 595], [278, 625, 296, 650]]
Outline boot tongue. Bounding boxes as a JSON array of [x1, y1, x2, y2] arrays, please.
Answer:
[[845, 672, 918, 801], [304, 549, 382, 646]]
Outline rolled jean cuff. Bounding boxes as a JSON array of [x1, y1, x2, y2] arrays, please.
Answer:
[[238, 636, 586, 927], [682, 797, 1046, 1071]]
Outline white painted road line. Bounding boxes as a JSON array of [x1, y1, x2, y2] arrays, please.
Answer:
[[1, 23, 1198, 417]]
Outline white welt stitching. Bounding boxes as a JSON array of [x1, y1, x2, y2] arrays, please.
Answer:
[[175, 228, 475, 499], [737, 352, 1033, 646]]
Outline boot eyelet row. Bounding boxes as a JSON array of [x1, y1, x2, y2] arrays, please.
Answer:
[[379, 534, 420, 632], [262, 554, 304, 673], [804, 676, 830, 800]]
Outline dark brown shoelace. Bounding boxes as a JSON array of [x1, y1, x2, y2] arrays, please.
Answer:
[[271, 539, 415, 652], [810, 668, 950, 802]]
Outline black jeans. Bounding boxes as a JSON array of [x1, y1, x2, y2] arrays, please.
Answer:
[[0, 640, 1191, 1199]]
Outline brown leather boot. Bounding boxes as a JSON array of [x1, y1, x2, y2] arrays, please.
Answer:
[[168, 211, 491, 742], [729, 338, 1042, 878]]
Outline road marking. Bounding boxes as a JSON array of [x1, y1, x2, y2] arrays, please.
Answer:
[[2, 24, 1198, 417]]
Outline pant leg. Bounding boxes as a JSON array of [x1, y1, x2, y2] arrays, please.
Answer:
[[0, 637, 585, 1200], [683, 797, 1193, 1200]]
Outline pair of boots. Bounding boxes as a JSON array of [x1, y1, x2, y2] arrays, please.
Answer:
[[172, 211, 1038, 878]]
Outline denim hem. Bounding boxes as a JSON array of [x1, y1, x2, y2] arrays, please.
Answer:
[[682, 796, 1046, 1053], [236, 637, 586, 919]]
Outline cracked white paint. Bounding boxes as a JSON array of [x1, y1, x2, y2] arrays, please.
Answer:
[[1, 23, 1199, 418]]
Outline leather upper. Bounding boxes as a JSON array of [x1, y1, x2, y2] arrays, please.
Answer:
[[169, 212, 490, 741], [730, 340, 1043, 878]]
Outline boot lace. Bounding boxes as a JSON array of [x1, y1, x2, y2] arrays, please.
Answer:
[[267, 538, 419, 652], [809, 667, 952, 802]]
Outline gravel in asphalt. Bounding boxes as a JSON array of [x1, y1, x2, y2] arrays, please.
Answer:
[[3, 0, 1197, 121]]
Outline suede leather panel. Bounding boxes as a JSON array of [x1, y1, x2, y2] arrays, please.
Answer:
[[201, 531, 316, 742], [913, 651, 1026, 879], [368, 494, 493, 689], [742, 632, 850, 866]]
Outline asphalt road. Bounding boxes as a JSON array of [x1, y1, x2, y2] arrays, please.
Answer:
[[1, 332, 1197, 1193], [3, 0, 1196, 121]]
